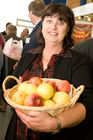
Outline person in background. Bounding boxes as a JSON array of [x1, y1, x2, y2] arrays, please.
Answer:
[[20, 28, 29, 45], [0, 32, 6, 86], [4, 25, 21, 75], [74, 38, 93, 78], [0, 44, 3, 75], [0, 44, 4, 111], [1, 22, 12, 38], [43, 0, 66, 5], [22, 0, 45, 54], [4, 25, 20, 42], [3, 3, 93, 140], [0, 32, 6, 85], [74, 38, 93, 61], [0, 34, 7, 112], [0, 33, 5, 49]]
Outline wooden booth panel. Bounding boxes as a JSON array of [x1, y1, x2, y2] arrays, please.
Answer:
[[67, 0, 93, 8], [66, 0, 80, 8], [87, 0, 93, 3]]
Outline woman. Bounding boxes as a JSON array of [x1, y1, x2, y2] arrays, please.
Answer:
[[3, 3, 93, 140]]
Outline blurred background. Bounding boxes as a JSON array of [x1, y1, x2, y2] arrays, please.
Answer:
[[0, 0, 93, 37], [0, 0, 33, 36]]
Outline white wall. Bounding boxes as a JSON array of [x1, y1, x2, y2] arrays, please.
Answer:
[[0, 0, 33, 37]]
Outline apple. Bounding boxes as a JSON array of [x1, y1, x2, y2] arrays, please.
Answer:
[[37, 83, 55, 100], [18, 82, 37, 96], [12, 91, 26, 105], [52, 91, 70, 105], [56, 80, 71, 93], [44, 99, 56, 106], [24, 84, 37, 96], [45, 80, 56, 91], [28, 77, 42, 86], [24, 94, 42, 106], [18, 82, 28, 93]]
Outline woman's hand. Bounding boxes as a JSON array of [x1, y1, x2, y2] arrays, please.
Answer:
[[16, 103, 86, 132], [15, 109, 57, 132]]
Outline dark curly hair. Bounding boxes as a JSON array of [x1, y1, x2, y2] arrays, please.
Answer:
[[38, 3, 75, 49]]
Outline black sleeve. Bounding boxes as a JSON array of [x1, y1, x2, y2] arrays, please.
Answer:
[[5, 54, 27, 89], [71, 52, 93, 125]]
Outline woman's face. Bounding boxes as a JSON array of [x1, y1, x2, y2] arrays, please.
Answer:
[[42, 15, 69, 45]]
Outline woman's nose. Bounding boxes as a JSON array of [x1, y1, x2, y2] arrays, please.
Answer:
[[51, 22, 57, 29]]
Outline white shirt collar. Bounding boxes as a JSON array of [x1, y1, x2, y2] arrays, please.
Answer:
[[35, 19, 41, 26]]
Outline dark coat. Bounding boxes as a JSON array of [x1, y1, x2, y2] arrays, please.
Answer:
[[22, 21, 42, 54], [0, 45, 3, 71], [74, 38, 93, 79], [4, 33, 21, 42], [1, 31, 7, 37], [74, 38, 93, 61]]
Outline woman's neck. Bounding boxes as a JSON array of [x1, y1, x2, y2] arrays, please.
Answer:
[[42, 43, 63, 71], [42, 44, 62, 60]]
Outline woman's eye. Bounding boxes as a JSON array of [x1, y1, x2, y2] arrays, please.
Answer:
[[58, 21, 64, 25], [47, 19, 52, 23]]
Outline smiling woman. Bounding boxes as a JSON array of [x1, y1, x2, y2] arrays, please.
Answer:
[[1, 3, 93, 140]]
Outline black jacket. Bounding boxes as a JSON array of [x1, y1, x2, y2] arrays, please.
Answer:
[[6, 48, 93, 140], [74, 38, 93, 61]]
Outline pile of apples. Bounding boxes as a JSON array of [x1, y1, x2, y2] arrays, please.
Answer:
[[11, 77, 71, 107]]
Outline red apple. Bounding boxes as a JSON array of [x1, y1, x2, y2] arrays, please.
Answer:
[[45, 80, 56, 91], [24, 94, 42, 106], [56, 80, 71, 93], [28, 77, 42, 86]]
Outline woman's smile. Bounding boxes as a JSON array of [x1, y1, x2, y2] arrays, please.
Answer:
[[49, 31, 58, 36]]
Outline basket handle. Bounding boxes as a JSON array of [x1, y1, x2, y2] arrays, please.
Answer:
[[2, 75, 20, 93], [75, 85, 85, 93], [70, 85, 85, 106]]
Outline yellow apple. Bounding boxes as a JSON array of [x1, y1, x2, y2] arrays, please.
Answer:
[[44, 99, 56, 106], [18, 82, 29, 93], [12, 91, 26, 105], [23, 84, 37, 96], [52, 91, 70, 105], [37, 83, 55, 100], [18, 82, 37, 96]]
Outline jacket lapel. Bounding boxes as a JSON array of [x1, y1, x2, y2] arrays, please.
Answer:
[[30, 20, 41, 36]]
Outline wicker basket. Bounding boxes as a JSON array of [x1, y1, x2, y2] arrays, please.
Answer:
[[2, 76, 84, 116]]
